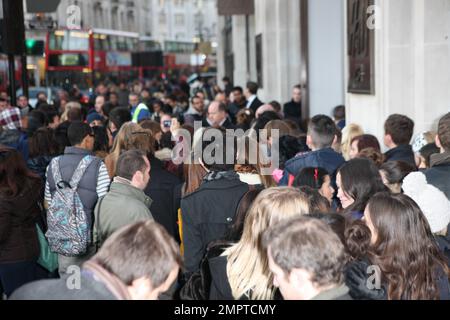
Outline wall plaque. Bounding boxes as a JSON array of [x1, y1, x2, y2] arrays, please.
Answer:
[[347, 0, 375, 94]]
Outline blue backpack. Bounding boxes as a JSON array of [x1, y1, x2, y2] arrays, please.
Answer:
[[46, 155, 95, 256]]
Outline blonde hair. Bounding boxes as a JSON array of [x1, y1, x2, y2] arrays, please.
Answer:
[[60, 101, 82, 122], [341, 124, 364, 160], [224, 187, 310, 300], [106, 122, 152, 176]]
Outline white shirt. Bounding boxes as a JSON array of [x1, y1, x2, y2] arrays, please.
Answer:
[[246, 95, 257, 109]]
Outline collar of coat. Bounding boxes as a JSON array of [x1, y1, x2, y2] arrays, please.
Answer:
[[111, 176, 152, 207], [310, 283, 350, 300], [430, 151, 450, 167], [83, 261, 132, 300]]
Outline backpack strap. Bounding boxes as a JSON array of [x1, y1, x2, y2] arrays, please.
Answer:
[[50, 157, 64, 185], [69, 155, 96, 189]]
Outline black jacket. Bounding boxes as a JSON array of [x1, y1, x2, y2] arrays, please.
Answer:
[[425, 153, 450, 200], [209, 254, 234, 300], [181, 176, 249, 274], [144, 157, 181, 241], [228, 100, 247, 123], [179, 242, 230, 300], [384, 145, 416, 167], [283, 100, 302, 123], [436, 224, 450, 268], [27, 155, 54, 181], [248, 97, 264, 113]]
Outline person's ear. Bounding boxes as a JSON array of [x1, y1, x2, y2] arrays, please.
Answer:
[[435, 135, 443, 151], [384, 134, 392, 147], [128, 277, 155, 300], [332, 135, 338, 146], [306, 135, 313, 149], [291, 268, 313, 293]]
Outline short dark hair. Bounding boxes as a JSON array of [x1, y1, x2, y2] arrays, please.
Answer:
[[437, 112, 450, 151], [269, 101, 282, 113], [201, 127, 236, 172], [232, 86, 243, 94], [308, 115, 337, 149], [67, 121, 93, 146], [190, 95, 202, 104], [116, 149, 148, 180], [262, 217, 347, 288], [384, 114, 414, 145], [246, 82, 259, 95], [91, 221, 182, 287], [37, 104, 59, 124], [293, 84, 302, 91], [419, 143, 440, 168], [109, 107, 131, 130], [333, 105, 345, 120]]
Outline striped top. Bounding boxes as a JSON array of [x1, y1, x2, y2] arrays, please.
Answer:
[[45, 162, 110, 205]]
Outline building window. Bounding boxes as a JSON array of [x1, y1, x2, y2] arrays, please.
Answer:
[[175, 14, 185, 26], [159, 12, 166, 25]]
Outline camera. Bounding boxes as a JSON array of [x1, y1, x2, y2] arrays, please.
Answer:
[[163, 120, 172, 128]]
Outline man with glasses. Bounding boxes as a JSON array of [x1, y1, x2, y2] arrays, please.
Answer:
[[45, 121, 111, 275]]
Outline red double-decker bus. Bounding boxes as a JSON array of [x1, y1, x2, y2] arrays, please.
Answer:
[[45, 28, 141, 89]]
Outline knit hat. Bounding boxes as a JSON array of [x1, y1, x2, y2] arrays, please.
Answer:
[[87, 111, 104, 124], [402, 171, 450, 233]]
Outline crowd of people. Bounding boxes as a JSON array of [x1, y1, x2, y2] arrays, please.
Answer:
[[0, 76, 449, 300]]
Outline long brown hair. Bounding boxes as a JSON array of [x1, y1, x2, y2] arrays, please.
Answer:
[[235, 136, 276, 188], [0, 146, 40, 198], [183, 162, 207, 196], [365, 192, 449, 300]]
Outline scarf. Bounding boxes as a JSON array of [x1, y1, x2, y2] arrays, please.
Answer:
[[202, 170, 240, 182]]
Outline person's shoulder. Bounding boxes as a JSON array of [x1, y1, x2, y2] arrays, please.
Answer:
[[285, 151, 312, 167], [9, 278, 62, 300]]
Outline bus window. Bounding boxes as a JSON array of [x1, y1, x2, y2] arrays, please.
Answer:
[[49, 30, 89, 51]]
